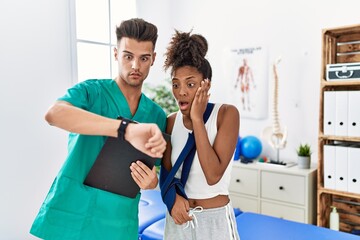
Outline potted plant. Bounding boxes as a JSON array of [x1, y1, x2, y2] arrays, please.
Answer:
[[296, 143, 312, 169], [144, 78, 179, 116]]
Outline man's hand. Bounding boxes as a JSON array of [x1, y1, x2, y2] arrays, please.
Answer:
[[125, 123, 166, 158], [130, 161, 158, 189]]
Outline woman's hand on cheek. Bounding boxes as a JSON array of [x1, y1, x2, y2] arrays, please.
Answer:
[[190, 79, 210, 122]]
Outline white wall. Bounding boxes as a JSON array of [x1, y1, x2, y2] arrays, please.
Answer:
[[147, 0, 360, 162], [137, 0, 173, 84], [1, 0, 360, 239], [0, 0, 71, 239]]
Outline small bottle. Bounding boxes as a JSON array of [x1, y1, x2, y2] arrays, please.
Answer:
[[330, 206, 339, 231]]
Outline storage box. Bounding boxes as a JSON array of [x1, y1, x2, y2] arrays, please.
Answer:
[[326, 62, 360, 81]]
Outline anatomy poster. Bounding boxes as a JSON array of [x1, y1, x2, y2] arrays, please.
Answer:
[[223, 46, 268, 119]]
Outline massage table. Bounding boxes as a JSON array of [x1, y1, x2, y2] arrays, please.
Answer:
[[139, 190, 360, 239]]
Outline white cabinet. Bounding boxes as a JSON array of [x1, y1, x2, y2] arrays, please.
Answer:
[[229, 162, 317, 224]]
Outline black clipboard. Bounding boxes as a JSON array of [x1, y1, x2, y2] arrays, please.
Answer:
[[84, 133, 170, 198]]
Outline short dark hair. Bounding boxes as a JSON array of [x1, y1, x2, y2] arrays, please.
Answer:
[[116, 18, 158, 50], [164, 30, 212, 80]]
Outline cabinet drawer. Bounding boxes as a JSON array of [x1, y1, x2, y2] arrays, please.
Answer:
[[230, 194, 258, 213], [230, 167, 258, 196], [261, 201, 305, 223], [261, 171, 305, 205]]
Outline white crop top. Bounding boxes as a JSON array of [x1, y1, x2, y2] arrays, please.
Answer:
[[170, 103, 233, 199]]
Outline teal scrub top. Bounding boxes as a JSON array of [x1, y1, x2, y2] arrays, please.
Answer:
[[30, 79, 166, 240]]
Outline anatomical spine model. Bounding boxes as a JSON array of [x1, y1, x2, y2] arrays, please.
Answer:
[[262, 57, 287, 162]]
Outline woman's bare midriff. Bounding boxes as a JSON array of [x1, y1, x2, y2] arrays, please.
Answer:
[[188, 195, 230, 209]]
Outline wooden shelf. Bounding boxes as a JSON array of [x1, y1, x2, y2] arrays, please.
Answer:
[[318, 24, 360, 235], [319, 134, 360, 143], [323, 24, 360, 37], [321, 79, 360, 87], [317, 190, 360, 233], [318, 187, 360, 199]]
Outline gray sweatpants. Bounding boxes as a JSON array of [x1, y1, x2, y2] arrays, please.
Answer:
[[164, 202, 240, 240]]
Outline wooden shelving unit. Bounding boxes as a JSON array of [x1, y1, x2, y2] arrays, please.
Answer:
[[318, 24, 360, 234]]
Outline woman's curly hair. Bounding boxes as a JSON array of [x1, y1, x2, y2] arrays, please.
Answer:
[[164, 30, 212, 80]]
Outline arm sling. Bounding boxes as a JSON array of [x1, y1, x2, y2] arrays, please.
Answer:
[[159, 103, 215, 214]]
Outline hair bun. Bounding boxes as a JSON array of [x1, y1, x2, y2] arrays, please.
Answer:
[[164, 30, 208, 71], [190, 34, 208, 58]]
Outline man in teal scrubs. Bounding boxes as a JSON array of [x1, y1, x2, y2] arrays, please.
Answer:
[[30, 18, 167, 240]]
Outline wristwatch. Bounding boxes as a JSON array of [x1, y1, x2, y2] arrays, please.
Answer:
[[117, 116, 137, 140]]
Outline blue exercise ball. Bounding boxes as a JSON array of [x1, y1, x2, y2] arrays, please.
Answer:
[[240, 136, 262, 159]]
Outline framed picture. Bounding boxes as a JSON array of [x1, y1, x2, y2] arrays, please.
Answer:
[[223, 46, 268, 119]]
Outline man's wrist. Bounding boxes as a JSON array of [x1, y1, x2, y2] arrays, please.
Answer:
[[117, 116, 136, 140]]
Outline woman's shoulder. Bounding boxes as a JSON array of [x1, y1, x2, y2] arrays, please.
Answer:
[[216, 103, 238, 114], [217, 103, 239, 123]]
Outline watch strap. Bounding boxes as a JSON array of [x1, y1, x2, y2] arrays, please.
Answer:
[[117, 116, 136, 140]]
